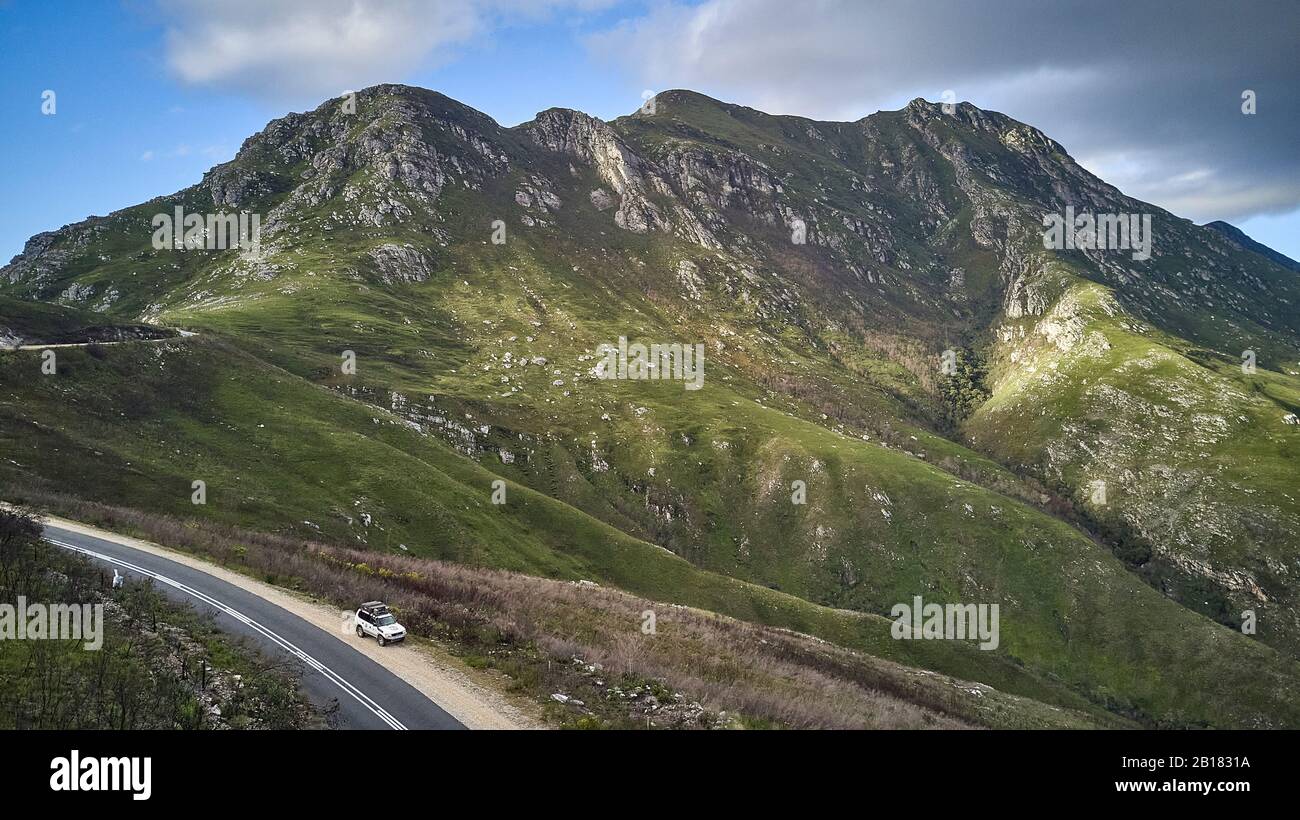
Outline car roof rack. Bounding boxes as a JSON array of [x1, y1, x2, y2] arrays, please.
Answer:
[[361, 600, 386, 610]]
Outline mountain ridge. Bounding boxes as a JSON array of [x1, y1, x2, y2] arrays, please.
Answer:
[[4, 83, 1300, 728], [1203, 219, 1300, 273]]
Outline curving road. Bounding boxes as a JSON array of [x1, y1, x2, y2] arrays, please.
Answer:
[[8, 328, 195, 351], [42, 522, 465, 730]]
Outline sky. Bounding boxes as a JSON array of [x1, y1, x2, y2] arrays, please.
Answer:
[[2, 0, 1297, 263]]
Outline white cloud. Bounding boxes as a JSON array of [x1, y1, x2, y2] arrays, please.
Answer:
[[160, 0, 613, 104], [162, 0, 481, 101], [587, 0, 1300, 225], [154, 0, 1297, 226]]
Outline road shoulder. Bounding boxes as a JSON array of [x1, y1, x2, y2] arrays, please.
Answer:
[[36, 512, 546, 731]]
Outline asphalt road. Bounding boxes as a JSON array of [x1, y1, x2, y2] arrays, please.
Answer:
[[42, 522, 466, 730]]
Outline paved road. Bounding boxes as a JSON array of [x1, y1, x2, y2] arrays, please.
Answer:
[[9, 329, 195, 351], [42, 522, 465, 730]]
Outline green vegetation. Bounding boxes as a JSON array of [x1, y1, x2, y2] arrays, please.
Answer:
[[2, 84, 1298, 728], [969, 277, 1300, 658], [16, 495, 1121, 729], [940, 346, 991, 421], [0, 509, 317, 729]]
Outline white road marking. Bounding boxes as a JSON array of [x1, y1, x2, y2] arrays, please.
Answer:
[[46, 536, 407, 730]]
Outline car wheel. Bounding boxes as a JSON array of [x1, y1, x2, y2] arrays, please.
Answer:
[[356, 625, 364, 638], [377, 635, 387, 647]]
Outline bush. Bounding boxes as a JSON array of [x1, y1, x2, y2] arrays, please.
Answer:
[[939, 346, 991, 420]]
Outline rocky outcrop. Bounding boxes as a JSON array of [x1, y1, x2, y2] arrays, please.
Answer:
[[366, 243, 433, 285], [525, 108, 668, 234], [2, 231, 65, 288]]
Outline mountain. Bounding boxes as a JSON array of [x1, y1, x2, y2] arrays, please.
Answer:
[[1204, 220, 1300, 273], [4, 84, 1300, 728]]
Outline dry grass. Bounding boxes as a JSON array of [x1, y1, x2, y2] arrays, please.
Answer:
[[10, 486, 1101, 729]]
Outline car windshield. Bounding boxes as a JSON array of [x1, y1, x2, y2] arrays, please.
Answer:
[[375, 614, 396, 626]]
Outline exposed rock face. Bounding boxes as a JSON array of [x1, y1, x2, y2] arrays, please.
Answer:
[[207, 165, 282, 210], [525, 108, 668, 234], [59, 281, 94, 304], [589, 188, 614, 211], [4, 231, 71, 289], [7, 84, 1296, 351], [660, 146, 783, 218], [5, 83, 1300, 729], [198, 85, 518, 239], [366, 243, 432, 285], [1204, 219, 1300, 272]]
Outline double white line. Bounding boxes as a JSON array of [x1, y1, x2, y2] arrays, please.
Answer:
[[46, 537, 408, 730]]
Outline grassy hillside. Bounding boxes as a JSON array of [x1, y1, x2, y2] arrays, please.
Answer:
[[5, 336, 1300, 727], [3, 84, 1299, 728], [971, 271, 1300, 656]]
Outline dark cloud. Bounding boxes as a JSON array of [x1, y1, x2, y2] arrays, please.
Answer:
[[588, 0, 1299, 223]]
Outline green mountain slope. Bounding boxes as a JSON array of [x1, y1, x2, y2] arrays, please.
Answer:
[[3, 84, 1299, 727]]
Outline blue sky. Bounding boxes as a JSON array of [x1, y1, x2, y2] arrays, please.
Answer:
[[0, 1, 652, 262], [3, 0, 1297, 264]]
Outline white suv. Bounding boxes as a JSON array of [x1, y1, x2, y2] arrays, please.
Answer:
[[354, 601, 406, 646]]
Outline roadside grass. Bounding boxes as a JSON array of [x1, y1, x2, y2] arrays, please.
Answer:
[[12, 493, 1121, 730], [7, 334, 1300, 727], [4, 84, 1300, 732], [0, 508, 317, 729]]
